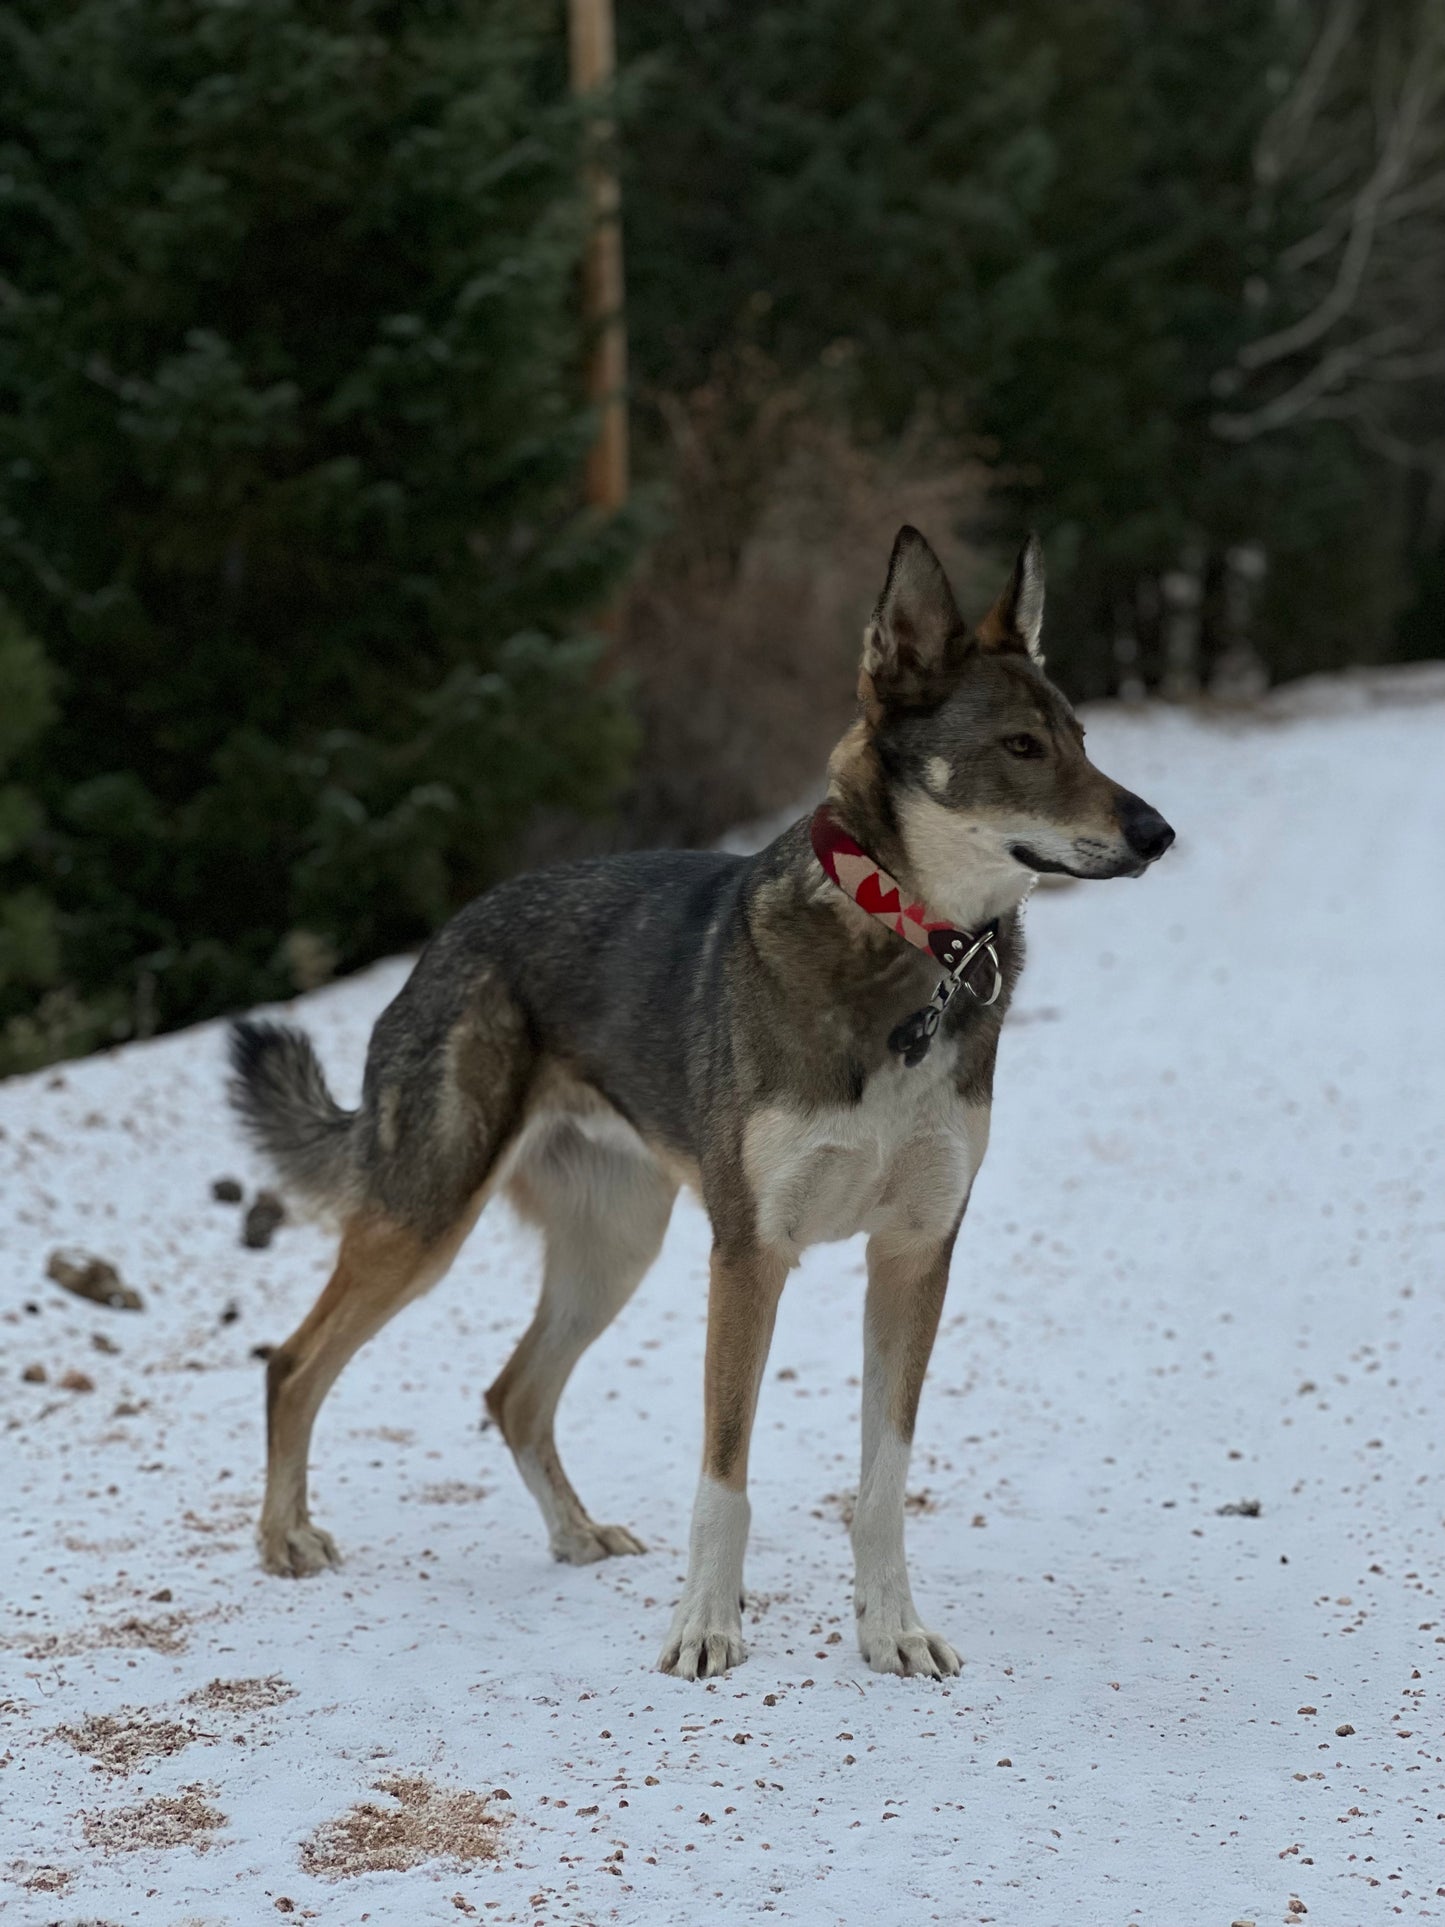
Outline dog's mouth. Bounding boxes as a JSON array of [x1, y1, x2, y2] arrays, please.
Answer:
[[1009, 842, 1147, 880]]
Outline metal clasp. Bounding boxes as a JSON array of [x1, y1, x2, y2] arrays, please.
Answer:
[[950, 928, 1002, 1007]]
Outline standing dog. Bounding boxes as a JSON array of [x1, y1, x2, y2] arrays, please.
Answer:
[[230, 527, 1173, 1679]]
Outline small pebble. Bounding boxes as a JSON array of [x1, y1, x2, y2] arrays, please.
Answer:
[[242, 1190, 286, 1250], [212, 1176, 244, 1203], [46, 1249, 143, 1311]]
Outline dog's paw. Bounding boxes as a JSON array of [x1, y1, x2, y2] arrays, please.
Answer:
[[657, 1598, 746, 1679], [658, 1626, 745, 1680], [552, 1521, 646, 1565], [259, 1520, 340, 1578], [858, 1616, 960, 1679]]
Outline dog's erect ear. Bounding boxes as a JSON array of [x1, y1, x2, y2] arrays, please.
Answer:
[[976, 533, 1046, 665], [861, 526, 969, 710]]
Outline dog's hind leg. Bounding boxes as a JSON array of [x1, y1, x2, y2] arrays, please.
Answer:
[[488, 1126, 676, 1564], [260, 1202, 485, 1575], [244, 954, 539, 1576]]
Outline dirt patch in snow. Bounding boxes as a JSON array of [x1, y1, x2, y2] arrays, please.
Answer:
[[9, 1611, 193, 1660], [180, 1504, 252, 1538], [55, 1711, 203, 1775], [184, 1674, 297, 1715], [299, 1774, 506, 1880], [80, 1783, 227, 1854], [10, 1861, 73, 1895], [60, 1535, 138, 1556]]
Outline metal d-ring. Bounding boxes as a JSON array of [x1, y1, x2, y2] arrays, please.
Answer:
[[952, 930, 1002, 1006]]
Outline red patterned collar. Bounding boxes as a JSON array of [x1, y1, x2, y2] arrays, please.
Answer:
[[809, 803, 1002, 1063]]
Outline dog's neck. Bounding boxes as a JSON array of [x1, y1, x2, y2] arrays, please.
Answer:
[[821, 758, 1033, 940]]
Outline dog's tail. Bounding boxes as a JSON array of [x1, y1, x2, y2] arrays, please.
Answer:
[[227, 1019, 360, 1216]]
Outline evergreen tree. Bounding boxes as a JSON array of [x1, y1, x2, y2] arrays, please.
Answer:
[[621, 0, 1054, 441], [0, 603, 56, 1021], [0, 0, 635, 1053]]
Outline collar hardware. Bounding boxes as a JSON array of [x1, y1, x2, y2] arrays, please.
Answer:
[[809, 804, 1002, 1066]]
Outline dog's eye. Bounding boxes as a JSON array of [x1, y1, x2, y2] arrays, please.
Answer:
[[1002, 733, 1044, 759]]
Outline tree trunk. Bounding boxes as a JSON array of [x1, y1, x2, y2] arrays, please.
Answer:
[[568, 0, 628, 516]]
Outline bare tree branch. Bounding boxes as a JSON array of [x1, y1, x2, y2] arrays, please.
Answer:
[[1214, 325, 1416, 440], [1238, 30, 1440, 373], [1213, 0, 1445, 474], [1255, 0, 1359, 187]]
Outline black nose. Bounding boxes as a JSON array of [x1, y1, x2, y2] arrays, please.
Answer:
[[1119, 796, 1175, 863]]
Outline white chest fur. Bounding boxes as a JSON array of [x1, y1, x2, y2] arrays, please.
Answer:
[[743, 1050, 990, 1261]]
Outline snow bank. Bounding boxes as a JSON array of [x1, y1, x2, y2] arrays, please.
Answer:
[[3, 690, 1442, 1924]]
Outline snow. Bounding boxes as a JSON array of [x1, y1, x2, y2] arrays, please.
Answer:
[[3, 683, 1443, 1926]]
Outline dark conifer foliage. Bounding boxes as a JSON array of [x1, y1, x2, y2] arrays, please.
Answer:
[[0, 0, 636, 1066]]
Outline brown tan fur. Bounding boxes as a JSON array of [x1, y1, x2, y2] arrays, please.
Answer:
[[231, 526, 1174, 1679], [867, 1223, 962, 1445], [701, 1245, 790, 1490], [260, 1202, 489, 1576]]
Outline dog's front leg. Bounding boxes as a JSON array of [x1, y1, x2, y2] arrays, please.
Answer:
[[658, 1240, 788, 1679], [852, 1224, 962, 1677]]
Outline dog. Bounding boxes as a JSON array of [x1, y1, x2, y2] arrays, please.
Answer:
[[229, 526, 1174, 1680]]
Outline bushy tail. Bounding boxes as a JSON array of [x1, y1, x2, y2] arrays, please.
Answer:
[[227, 1019, 359, 1214]]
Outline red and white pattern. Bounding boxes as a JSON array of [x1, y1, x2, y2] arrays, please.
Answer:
[[809, 803, 1003, 1022], [809, 805, 945, 953]]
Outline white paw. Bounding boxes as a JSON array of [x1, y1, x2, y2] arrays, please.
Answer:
[[259, 1519, 341, 1577], [858, 1614, 960, 1679], [657, 1597, 746, 1679], [552, 1521, 647, 1565]]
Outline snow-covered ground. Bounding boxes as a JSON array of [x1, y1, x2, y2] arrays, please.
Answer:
[[3, 678, 1443, 1926]]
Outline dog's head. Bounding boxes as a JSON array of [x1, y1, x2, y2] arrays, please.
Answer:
[[838, 526, 1174, 924]]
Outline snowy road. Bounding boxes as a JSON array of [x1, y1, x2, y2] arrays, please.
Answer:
[[3, 679, 1443, 1925]]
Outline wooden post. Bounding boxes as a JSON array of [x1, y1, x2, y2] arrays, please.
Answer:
[[568, 0, 628, 516]]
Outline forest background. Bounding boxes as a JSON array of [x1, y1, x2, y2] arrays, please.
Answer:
[[2, 0, 1441, 1071]]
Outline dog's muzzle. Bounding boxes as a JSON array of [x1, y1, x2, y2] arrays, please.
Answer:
[[1118, 795, 1175, 865]]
